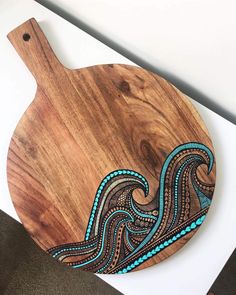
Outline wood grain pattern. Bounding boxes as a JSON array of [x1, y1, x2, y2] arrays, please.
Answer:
[[7, 18, 216, 273]]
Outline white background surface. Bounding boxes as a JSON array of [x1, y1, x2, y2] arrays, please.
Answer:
[[37, 0, 236, 124], [0, 1, 235, 295]]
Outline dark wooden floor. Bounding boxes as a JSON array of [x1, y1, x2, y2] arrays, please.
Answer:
[[0, 210, 122, 295]]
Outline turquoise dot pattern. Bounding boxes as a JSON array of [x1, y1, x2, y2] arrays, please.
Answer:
[[117, 215, 206, 274], [85, 169, 149, 241]]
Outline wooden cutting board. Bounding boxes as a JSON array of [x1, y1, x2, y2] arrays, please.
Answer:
[[7, 18, 216, 274]]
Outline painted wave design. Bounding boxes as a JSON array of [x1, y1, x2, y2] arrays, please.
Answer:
[[47, 142, 215, 273]]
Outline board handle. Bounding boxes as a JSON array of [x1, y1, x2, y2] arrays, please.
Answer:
[[7, 18, 64, 86]]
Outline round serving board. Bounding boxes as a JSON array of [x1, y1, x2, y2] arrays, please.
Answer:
[[7, 18, 216, 274]]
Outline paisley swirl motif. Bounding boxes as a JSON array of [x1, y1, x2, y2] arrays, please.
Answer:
[[47, 142, 215, 274]]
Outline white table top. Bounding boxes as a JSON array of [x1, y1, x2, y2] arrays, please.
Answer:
[[0, 1, 235, 294], [37, 0, 236, 124]]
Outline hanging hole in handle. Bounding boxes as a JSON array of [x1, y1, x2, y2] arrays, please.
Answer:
[[23, 33, 31, 42]]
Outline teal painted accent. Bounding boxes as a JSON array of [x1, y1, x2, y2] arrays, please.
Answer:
[[125, 229, 134, 251], [172, 158, 191, 226], [85, 169, 149, 241], [130, 198, 157, 221], [52, 241, 97, 258], [123, 143, 214, 262], [193, 183, 212, 209], [191, 222, 197, 229], [201, 215, 206, 222], [126, 225, 148, 234], [117, 215, 206, 274], [196, 218, 202, 225], [181, 230, 186, 235], [169, 155, 203, 230], [97, 219, 131, 273], [73, 210, 134, 269]]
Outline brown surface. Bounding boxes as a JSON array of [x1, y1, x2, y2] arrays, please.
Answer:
[[0, 210, 122, 295], [7, 18, 216, 273]]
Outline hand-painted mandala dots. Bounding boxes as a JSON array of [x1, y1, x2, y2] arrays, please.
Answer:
[[48, 142, 215, 274]]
